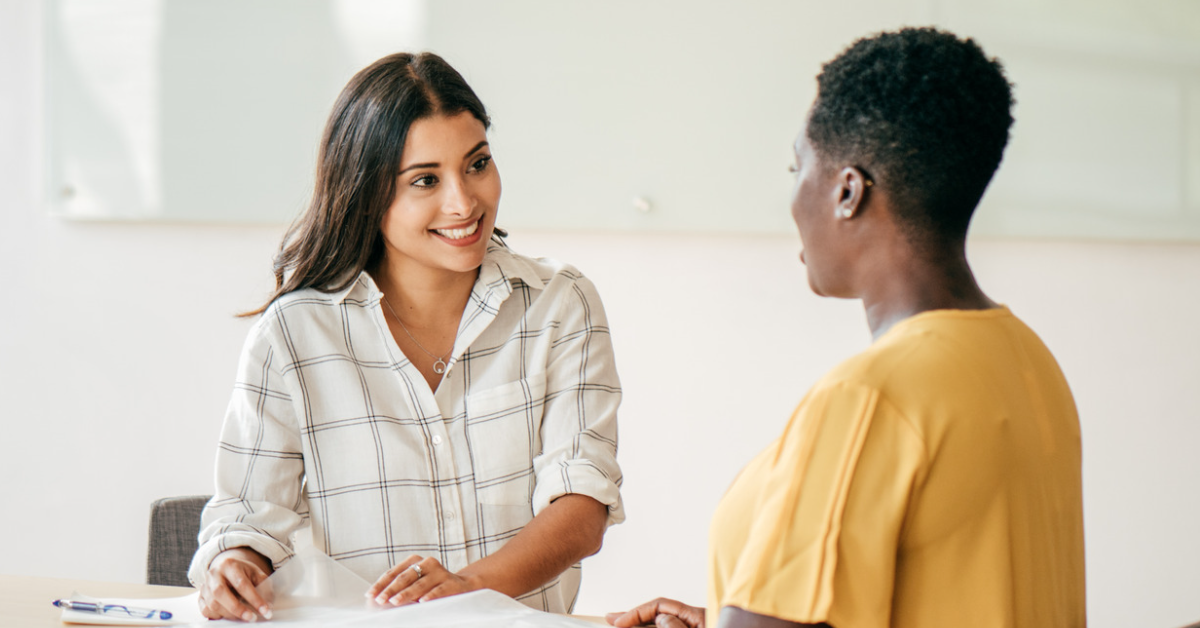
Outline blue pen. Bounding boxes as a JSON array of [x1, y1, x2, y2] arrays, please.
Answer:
[[53, 599, 173, 621]]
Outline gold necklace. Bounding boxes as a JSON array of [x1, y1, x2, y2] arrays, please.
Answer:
[[381, 295, 451, 374]]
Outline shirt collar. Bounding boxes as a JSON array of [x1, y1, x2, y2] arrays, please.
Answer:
[[477, 241, 546, 293], [327, 272, 379, 306], [328, 240, 545, 306]]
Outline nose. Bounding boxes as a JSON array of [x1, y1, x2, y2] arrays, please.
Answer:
[[442, 175, 475, 218]]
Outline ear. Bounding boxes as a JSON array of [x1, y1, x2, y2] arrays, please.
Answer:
[[834, 167, 872, 221]]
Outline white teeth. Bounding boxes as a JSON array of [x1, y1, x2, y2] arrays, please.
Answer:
[[434, 220, 479, 240]]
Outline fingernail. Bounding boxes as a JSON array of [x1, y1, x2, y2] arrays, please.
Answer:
[[389, 595, 402, 606], [260, 607, 272, 620], [375, 595, 388, 605], [242, 611, 255, 622]]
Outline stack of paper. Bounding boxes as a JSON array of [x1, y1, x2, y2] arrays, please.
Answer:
[[59, 547, 599, 627]]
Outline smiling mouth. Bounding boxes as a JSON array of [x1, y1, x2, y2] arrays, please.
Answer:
[[432, 217, 481, 240]]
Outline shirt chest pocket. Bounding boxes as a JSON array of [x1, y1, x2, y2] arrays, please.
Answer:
[[464, 374, 546, 506]]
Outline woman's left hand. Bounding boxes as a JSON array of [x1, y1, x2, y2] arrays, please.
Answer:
[[367, 555, 482, 606]]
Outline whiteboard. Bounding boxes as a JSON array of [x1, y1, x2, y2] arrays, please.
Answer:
[[43, 0, 1200, 241]]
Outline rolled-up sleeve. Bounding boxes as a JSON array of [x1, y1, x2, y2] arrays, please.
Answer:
[[531, 273, 625, 526], [188, 317, 308, 586]]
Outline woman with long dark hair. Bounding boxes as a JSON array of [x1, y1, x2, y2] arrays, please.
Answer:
[[188, 52, 624, 621]]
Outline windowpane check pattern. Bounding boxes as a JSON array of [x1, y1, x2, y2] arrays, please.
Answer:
[[189, 244, 624, 612]]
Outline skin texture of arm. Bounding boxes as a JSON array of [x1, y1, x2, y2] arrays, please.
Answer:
[[367, 493, 609, 604]]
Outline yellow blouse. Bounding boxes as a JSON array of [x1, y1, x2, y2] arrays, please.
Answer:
[[708, 307, 1085, 628]]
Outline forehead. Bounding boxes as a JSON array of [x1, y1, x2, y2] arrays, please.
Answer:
[[401, 112, 487, 160]]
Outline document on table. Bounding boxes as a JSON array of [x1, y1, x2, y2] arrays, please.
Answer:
[[59, 547, 598, 627]]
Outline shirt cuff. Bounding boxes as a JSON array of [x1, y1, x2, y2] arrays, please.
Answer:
[[187, 531, 296, 588], [533, 460, 625, 527]]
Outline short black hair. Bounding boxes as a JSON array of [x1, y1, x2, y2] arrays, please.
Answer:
[[807, 27, 1014, 245]]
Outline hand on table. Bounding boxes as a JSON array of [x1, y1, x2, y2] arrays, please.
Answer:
[[198, 548, 274, 622], [607, 598, 706, 628], [367, 555, 482, 606]]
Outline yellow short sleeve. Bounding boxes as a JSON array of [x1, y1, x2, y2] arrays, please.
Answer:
[[717, 381, 926, 626]]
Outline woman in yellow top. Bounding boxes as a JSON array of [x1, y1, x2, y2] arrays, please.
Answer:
[[608, 27, 1085, 628]]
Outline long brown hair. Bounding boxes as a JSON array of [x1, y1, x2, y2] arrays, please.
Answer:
[[243, 52, 491, 316]]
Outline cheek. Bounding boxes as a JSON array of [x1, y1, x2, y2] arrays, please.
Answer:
[[380, 200, 423, 242], [790, 184, 805, 229], [379, 207, 398, 239], [481, 172, 502, 208], [791, 183, 817, 237]]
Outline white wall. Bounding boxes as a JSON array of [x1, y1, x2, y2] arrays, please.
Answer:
[[3, 2, 1200, 627]]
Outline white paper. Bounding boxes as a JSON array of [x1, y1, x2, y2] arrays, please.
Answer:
[[63, 547, 599, 627], [254, 545, 373, 610]]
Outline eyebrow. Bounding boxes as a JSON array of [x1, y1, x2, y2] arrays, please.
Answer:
[[398, 141, 490, 175]]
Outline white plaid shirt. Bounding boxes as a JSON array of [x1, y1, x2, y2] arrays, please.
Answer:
[[189, 243, 624, 612]]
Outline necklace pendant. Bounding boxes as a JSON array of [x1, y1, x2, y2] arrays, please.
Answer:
[[433, 358, 447, 374]]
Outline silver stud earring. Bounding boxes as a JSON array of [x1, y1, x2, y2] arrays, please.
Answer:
[[838, 207, 854, 219]]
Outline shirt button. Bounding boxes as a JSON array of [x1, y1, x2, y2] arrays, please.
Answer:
[[432, 435, 443, 446], [445, 510, 457, 521]]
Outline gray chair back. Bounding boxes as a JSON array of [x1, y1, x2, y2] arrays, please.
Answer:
[[147, 495, 211, 587]]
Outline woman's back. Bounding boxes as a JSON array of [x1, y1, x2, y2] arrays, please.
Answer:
[[709, 307, 1085, 627]]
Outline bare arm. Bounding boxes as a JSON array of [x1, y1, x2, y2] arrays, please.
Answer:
[[462, 493, 607, 593], [368, 493, 608, 604]]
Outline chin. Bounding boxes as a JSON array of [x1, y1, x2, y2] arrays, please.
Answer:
[[805, 271, 827, 298], [442, 252, 487, 274], [460, 242, 494, 266]]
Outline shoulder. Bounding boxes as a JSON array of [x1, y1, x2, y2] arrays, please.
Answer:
[[824, 308, 1033, 390], [484, 244, 611, 327], [486, 244, 604, 303], [486, 244, 591, 289], [775, 376, 928, 485], [250, 272, 376, 341], [814, 307, 1067, 436]]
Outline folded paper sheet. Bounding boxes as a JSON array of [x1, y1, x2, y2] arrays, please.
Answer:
[[62, 547, 598, 627]]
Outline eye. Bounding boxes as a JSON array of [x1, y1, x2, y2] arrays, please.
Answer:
[[411, 174, 438, 188], [468, 155, 492, 173]]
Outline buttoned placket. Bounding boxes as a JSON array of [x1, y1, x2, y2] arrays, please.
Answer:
[[430, 270, 515, 571], [367, 266, 517, 574]]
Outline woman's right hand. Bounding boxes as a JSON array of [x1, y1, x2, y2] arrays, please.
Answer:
[[198, 547, 274, 622], [606, 598, 706, 628]]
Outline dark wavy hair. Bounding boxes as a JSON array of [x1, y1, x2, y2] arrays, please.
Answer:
[[807, 27, 1014, 246], [244, 52, 492, 316]]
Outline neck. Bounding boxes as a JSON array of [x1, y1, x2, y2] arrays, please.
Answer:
[[370, 256, 477, 327], [859, 240, 996, 339]]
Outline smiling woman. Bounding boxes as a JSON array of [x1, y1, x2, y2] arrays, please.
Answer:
[[187, 52, 625, 622]]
